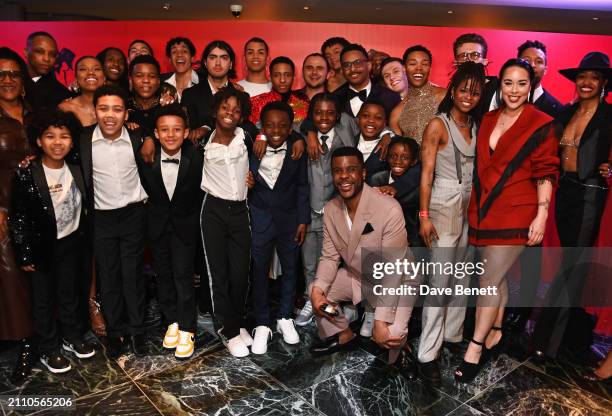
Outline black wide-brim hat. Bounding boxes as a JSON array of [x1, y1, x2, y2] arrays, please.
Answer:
[[559, 51, 612, 83]]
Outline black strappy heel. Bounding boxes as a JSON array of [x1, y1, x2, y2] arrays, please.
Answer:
[[485, 326, 504, 361], [455, 339, 485, 383]]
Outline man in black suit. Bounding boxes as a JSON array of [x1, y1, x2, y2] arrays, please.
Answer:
[[80, 85, 148, 358], [23, 31, 71, 111], [181, 40, 241, 141], [333, 43, 401, 120], [137, 104, 203, 360], [518, 40, 563, 118]]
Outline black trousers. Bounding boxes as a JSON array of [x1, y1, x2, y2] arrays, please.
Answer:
[[200, 194, 251, 340], [31, 231, 86, 354], [94, 202, 146, 337], [533, 173, 608, 357], [150, 225, 197, 333]]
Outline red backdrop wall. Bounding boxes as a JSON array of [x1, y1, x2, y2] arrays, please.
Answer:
[[1, 19, 611, 248]]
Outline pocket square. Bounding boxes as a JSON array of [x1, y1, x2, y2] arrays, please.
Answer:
[[362, 223, 374, 235]]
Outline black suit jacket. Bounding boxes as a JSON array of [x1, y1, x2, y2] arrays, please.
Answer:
[[137, 142, 204, 244], [333, 83, 401, 119], [25, 72, 71, 112], [79, 125, 144, 212], [555, 102, 611, 185], [369, 164, 422, 246], [534, 88, 563, 119], [9, 160, 88, 269], [248, 140, 310, 234]]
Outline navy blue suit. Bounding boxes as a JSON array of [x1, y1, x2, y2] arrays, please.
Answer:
[[248, 140, 310, 326]]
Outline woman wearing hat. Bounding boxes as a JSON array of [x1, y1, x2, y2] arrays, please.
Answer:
[[532, 51, 611, 361]]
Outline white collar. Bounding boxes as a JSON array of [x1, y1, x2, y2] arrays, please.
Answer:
[[92, 125, 130, 143], [266, 141, 288, 153], [318, 129, 335, 141], [208, 76, 228, 94], [161, 147, 181, 160], [350, 81, 372, 95], [533, 84, 545, 102]]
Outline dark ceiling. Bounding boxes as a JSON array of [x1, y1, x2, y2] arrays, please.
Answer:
[[2, 0, 612, 35]]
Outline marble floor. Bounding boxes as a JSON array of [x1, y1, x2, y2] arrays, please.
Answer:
[[1, 311, 611, 416]]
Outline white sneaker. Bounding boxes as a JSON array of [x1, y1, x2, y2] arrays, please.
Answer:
[[163, 322, 179, 349], [240, 328, 254, 347], [295, 300, 314, 327], [277, 318, 300, 345], [343, 305, 358, 324], [251, 326, 273, 355], [224, 334, 250, 358], [360, 312, 375, 337]]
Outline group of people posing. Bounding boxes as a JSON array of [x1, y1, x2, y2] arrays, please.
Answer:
[[0, 30, 610, 386]]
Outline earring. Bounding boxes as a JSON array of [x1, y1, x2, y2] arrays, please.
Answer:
[[601, 88, 605, 102]]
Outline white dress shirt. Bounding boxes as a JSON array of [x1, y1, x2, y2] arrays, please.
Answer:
[[91, 126, 148, 210], [532, 84, 544, 103], [237, 79, 272, 97], [349, 81, 372, 117], [357, 133, 381, 162], [43, 163, 82, 238], [208, 78, 228, 95], [258, 142, 287, 189], [165, 70, 199, 101], [160, 148, 181, 200], [201, 127, 249, 201]]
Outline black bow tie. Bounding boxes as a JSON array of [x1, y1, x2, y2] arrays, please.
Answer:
[[162, 158, 180, 164], [267, 148, 286, 154], [347, 89, 368, 102]]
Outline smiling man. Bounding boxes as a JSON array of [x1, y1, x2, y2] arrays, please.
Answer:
[[296, 53, 329, 100], [162, 37, 198, 102], [333, 43, 401, 120], [23, 31, 71, 111], [237, 37, 272, 98], [308, 146, 415, 378]]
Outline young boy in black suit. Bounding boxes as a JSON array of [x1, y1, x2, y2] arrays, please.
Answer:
[[247, 101, 310, 354], [137, 104, 203, 359], [10, 110, 95, 374]]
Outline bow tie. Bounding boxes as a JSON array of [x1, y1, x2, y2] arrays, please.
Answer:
[[162, 158, 180, 164], [347, 89, 368, 102], [267, 148, 286, 154]]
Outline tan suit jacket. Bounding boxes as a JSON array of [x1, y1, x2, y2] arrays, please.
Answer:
[[313, 184, 408, 324]]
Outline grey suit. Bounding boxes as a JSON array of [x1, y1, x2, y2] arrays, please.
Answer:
[[300, 113, 357, 295]]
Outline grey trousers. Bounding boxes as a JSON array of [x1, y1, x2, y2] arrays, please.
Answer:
[[301, 210, 324, 298]]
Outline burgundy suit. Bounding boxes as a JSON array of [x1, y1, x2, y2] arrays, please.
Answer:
[[468, 104, 559, 246]]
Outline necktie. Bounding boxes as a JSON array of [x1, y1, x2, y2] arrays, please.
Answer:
[[267, 148, 287, 155], [320, 135, 329, 154], [348, 89, 367, 102], [162, 158, 180, 164]]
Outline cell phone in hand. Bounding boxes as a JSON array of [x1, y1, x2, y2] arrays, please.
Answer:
[[320, 303, 339, 317]]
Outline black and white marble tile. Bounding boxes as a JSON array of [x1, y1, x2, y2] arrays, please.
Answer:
[[524, 349, 612, 403], [248, 326, 376, 391], [445, 404, 486, 415], [136, 350, 293, 415], [299, 359, 463, 416], [246, 396, 323, 416], [466, 364, 612, 416]]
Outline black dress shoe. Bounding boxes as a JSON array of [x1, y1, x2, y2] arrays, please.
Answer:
[[10, 338, 36, 384], [106, 336, 123, 359], [419, 359, 441, 386], [310, 333, 358, 356], [130, 334, 147, 357], [395, 350, 418, 381]]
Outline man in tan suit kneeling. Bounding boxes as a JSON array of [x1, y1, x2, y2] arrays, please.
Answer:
[[309, 146, 416, 378]]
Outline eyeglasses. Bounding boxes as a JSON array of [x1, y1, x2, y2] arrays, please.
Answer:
[[341, 59, 366, 70], [0, 70, 23, 81], [455, 51, 482, 63]]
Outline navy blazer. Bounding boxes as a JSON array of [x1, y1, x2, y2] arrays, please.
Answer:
[[137, 141, 204, 244], [333, 83, 401, 120], [248, 139, 310, 234]]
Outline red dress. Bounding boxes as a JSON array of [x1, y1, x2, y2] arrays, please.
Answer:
[[468, 104, 560, 246], [249, 90, 309, 125]]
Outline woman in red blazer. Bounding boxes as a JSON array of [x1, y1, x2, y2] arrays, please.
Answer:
[[455, 59, 559, 382]]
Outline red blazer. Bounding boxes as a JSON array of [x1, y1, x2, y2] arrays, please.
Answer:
[[468, 104, 559, 246]]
